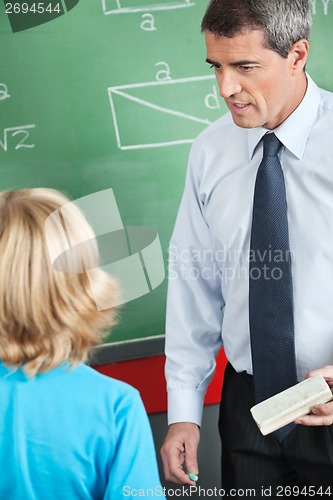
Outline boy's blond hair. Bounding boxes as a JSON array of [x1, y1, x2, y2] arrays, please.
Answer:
[[0, 188, 118, 377]]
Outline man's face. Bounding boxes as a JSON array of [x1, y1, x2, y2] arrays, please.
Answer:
[[205, 30, 306, 130]]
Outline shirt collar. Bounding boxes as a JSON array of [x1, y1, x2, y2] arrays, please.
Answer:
[[248, 74, 321, 160]]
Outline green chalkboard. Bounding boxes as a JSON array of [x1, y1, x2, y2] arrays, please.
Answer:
[[1, 0, 333, 344]]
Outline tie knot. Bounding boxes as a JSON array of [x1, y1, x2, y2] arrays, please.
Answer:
[[263, 133, 282, 157]]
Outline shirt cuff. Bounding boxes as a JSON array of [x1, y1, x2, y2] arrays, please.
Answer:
[[167, 389, 205, 427]]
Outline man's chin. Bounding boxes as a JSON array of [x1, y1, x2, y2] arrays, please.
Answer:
[[229, 113, 263, 129], [230, 117, 257, 129]]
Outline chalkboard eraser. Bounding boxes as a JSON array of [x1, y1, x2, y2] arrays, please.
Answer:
[[250, 375, 333, 436]]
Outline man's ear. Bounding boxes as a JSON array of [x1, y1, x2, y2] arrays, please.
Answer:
[[289, 39, 309, 73]]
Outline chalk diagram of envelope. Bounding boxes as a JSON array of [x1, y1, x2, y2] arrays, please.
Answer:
[[108, 75, 221, 150], [45, 189, 165, 309], [102, 0, 194, 15]]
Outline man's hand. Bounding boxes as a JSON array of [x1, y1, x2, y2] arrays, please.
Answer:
[[295, 365, 333, 426], [160, 422, 200, 485]]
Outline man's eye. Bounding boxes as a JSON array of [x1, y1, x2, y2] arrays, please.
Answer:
[[240, 66, 253, 71]]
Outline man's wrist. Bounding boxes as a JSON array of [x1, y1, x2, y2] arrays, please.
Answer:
[[167, 389, 204, 426]]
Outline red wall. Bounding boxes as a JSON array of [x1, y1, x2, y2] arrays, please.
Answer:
[[93, 348, 227, 414]]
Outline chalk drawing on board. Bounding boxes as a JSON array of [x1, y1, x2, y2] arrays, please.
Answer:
[[108, 75, 222, 150], [309, 0, 332, 16], [0, 125, 36, 152], [0, 84, 11, 101], [102, 0, 194, 15]]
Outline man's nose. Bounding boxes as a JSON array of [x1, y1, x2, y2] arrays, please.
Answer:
[[217, 72, 242, 98]]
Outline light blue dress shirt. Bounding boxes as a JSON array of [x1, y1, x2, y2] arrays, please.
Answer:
[[165, 75, 333, 426], [0, 361, 163, 499]]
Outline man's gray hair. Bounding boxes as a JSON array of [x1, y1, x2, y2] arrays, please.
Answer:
[[201, 0, 312, 58]]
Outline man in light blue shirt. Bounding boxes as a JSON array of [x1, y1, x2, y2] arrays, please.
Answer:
[[161, 0, 333, 493]]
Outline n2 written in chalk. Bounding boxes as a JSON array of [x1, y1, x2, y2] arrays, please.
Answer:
[[0, 125, 36, 152]]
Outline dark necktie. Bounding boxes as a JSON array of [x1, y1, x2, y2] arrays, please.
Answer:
[[249, 133, 297, 441]]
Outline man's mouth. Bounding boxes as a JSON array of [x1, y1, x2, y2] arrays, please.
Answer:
[[230, 102, 251, 114]]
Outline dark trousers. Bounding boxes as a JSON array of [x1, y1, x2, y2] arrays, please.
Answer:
[[219, 363, 333, 497]]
